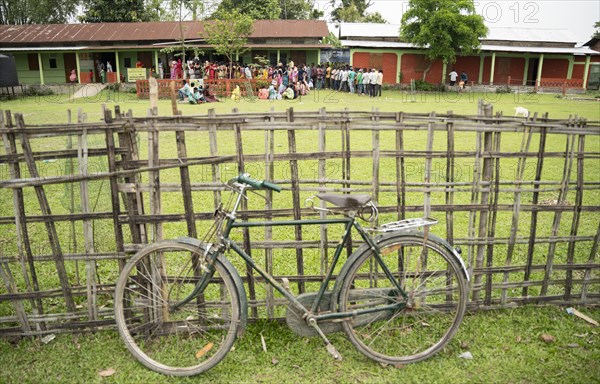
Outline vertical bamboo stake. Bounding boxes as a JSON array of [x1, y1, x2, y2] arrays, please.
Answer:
[[445, 112, 455, 246], [264, 107, 275, 318], [423, 112, 435, 219], [78, 108, 98, 321], [371, 108, 381, 208], [66, 110, 80, 286], [395, 112, 406, 221], [541, 122, 576, 296], [484, 130, 501, 306], [233, 108, 257, 318], [1, 111, 43, 327], [148, 108, 162, 243], [104, 108, 126, 271], [523, 122, 547, 298], [501, 122, 533, 304], [318, 108, 329, 274], [565, 129, 585, 300], [208, 109, 221, 209], [581, 221, 599, 302], [15, 113, 76, 313], [287, 108, 305, 294]]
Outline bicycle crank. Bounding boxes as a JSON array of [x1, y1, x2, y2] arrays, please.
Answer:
[[307, 317, 342, 361]]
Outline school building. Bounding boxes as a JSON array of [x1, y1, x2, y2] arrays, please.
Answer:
[[339, 23, 600, 89], [0, 20, 329, 85]]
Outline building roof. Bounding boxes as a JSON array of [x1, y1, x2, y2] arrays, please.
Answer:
[[0, 20, 329, 45], [338, 22, 579, 44]]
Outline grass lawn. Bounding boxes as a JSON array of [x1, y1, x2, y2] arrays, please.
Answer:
[[0, 305, 598, 383], [0, 89, 598, 383]]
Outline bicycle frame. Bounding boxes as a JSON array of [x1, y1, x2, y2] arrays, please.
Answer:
[[173, 184, 408, 323]]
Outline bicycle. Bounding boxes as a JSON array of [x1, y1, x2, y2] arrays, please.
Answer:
[[114, 174, 469, 376]]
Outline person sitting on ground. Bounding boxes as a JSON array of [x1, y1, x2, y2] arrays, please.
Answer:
[[283, 85, 295, 99], [178, 80, 192, 101], [258, 87, 269, 100], [203, 85, 220, 103], [231, 85, 241, 102], [268, 83, 279, 100], [188, 87, 201, 104]]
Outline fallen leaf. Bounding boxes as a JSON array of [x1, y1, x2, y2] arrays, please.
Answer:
[[260, 333, 267, 353], [41, 334, 56, 344], [393, 363, 406, 369], [515, 335, 522, 343], [460, 341, 469, 349], [195, 342, 214, 359], [567, 343, 579, 348], [271, 357, 279, 365], [458, 351, 473, 359], [540, 334, 555, 343], [98, 368, 116, 377]]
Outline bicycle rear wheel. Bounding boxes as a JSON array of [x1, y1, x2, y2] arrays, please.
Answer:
[[338, 232, 467, 365], [114, 241, 240, 376]]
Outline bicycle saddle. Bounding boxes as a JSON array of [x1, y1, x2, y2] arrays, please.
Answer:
[[317, 193, 372, 209]]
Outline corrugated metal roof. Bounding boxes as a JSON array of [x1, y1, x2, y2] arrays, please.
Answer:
[[339, 23, 579, 44], [340, 40, 412, 48], [0, 20, 329, 45]]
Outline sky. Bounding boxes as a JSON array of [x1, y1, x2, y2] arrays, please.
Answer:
[[315, 0, 600, 44]]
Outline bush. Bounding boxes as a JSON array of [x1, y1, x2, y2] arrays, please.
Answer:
[[496, 85, 512, 94], [106, 83, 121, 91], [24, 85, 54, 96], [413, 80, 445, 92]]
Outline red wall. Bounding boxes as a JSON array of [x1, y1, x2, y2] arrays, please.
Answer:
[[541, 58, 570, 78], [571, 61, 586, 80], [452, 56, 480, 83], [352, 52, 397, 83], [401, 53, 443, 83], [492, 57, 526, 84]]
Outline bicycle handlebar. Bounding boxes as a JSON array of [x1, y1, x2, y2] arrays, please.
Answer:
[[235, 174, 282, 193]]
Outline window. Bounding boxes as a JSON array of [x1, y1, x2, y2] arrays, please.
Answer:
[[124, 58, 131, 68], [49, 58, 57, 69], [28, 54, 39, 70]]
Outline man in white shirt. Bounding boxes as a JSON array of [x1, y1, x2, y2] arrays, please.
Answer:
[[369, 68, 377, 97], [340, 67, 349, 92], [448, 69, 458, 86], [363, 69, 371, 97], [376, 69, 383, 97]]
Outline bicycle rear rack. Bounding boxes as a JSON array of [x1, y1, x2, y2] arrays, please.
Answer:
[[366, 217, 438, 233]]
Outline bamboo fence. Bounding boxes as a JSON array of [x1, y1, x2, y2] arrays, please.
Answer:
[[0, 102, 598, 337]]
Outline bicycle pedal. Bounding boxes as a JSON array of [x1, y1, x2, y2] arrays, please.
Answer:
[[326, 343, 342, 361]]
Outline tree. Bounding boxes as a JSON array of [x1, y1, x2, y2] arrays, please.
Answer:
[[211, 0, 280, 20], [212, 0, 320, 20], [203, 10, 254, 78], [593, 21, 600, 39], [80, 0, 157, 23], [400, 0, 487, 81], [330, 0, 386, 23], [0, 0, 80, 24]]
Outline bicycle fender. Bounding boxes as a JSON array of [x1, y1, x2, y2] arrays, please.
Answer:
[[331, 230, 470, 307], [175, 237, 248, 337]]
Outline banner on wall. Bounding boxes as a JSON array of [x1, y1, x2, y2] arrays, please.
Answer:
[[127, 68, 147, 81], [320, 49, 350, 64]]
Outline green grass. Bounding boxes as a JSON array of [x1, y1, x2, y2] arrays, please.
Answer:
[[0, 305, 598, 383]]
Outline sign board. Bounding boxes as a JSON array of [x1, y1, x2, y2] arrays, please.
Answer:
[[127, 68, 147, 82], [320, 49, 351, 65]]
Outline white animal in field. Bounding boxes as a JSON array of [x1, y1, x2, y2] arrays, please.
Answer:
[[514, 106, 529, 118]]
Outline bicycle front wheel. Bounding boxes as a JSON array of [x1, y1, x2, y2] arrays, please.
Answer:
[[338, 232, 467, 365], [114, 241, 241, 376]]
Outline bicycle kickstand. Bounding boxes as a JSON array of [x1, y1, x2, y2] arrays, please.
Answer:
[[307, 317, 342, 361]]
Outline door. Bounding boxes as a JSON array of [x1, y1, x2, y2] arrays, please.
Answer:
[[63, 53, 77, 82]]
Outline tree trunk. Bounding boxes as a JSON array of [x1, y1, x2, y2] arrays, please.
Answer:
[[422, 60, 432, 82]]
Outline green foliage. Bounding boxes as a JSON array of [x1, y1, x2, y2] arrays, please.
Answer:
[[401, 0, 487, 80], [80, 0, 157, 22], [593, 21, 600, 39], [203, 11, 253, 75], [212, 0, 320, 20], [24, 85, 54, 96], [0, 0, 80, 24], [413, 80, 444, 92], [322, 32, 343, 48], [495, 85, 512, 94], [146, 0, 208, 21], [330, 0, 387, 23]]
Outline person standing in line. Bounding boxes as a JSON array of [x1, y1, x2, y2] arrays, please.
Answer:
[[356, 68, 363, 95], [376, 69, 383, 97], [448, 69, 458, 86], [363, 68, 371, 97], [348, 67, 356, 94], [369, 68, 377, 97], [340, 67, 349, 92], [325, 64, 331, 89], [106, 61, 113, 72]]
